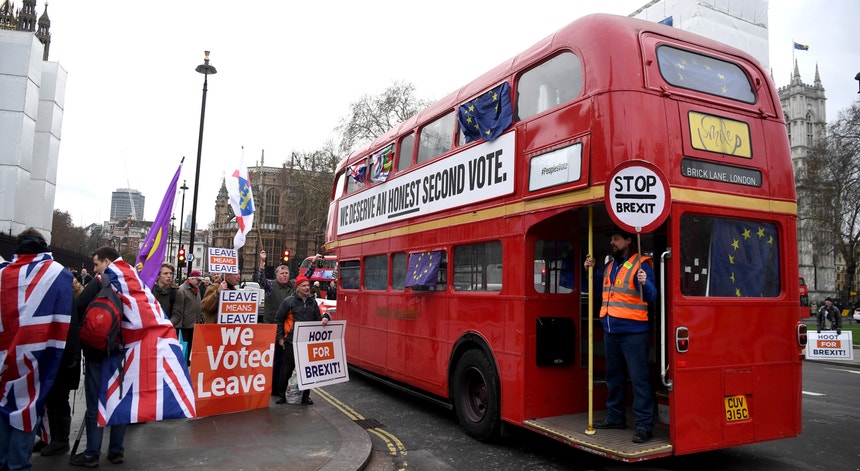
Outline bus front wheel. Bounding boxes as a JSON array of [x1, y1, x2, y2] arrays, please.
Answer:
[[452, 349, 501, 440]]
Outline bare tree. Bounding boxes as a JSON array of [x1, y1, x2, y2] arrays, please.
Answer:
[[280, 146, 337, 257], [51, 209, 87, 250], [800, 101, 860, 302], [336, 80, 432, 155]]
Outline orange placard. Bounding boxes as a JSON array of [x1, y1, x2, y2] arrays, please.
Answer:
[[191, 324, 277, 417], [816, 339, 841, 348], [307, 341, 336, 361]]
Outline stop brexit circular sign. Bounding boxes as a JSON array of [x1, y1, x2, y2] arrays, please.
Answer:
[[605, 160, 670, 233]]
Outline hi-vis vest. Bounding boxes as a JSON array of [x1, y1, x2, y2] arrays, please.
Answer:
[[599, 254, 651, 322]]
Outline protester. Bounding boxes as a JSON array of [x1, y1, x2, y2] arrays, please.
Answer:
[[274, 275, 330, 405], [0, 228, 73, 471], [78, 268, 93, 285], [33, 277, 84, 457], [200, 275, 212, 298], [171, 270, 203, 364], [584, 228, 657, 444], [201, 271, 240, 325], [151, 262, 176, 317], [258, 251, 320, 395], [70, 246, 127, 467], [326, 280, 337, 301], [817, 297, 842, 335]]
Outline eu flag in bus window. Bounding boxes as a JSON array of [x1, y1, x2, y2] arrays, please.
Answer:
[[406, 251, 442, 287], [708, 219, 780, 297], [458, 82, 513, 143]]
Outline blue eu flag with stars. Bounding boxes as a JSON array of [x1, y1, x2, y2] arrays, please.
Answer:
[[458, 82, 513, 143], [405, 251, 442, 287], [708, 219, 780, 297]]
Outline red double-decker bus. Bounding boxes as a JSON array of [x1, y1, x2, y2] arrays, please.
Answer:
[[325, 14, 804, 461]]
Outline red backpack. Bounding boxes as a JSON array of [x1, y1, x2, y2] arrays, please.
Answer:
[[80, 274, 124, 352]]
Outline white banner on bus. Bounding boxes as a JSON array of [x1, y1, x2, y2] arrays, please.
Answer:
[[805, 331, 854, 360], [337, 132, 515, 235]]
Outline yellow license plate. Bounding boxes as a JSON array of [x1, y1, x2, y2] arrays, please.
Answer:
[[724, 395, 749, 422]]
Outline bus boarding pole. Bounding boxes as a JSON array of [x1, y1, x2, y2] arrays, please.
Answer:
[[585, 207, 596, 435], [637, 231, 643, 300]]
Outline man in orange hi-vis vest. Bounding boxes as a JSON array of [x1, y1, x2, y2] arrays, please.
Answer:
[[584, 228, 657, 444]]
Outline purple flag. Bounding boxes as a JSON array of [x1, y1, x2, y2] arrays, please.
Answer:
[[135, 162, 182, 288]]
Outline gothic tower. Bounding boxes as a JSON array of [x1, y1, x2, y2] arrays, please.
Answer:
[[778, 62, 834, 304], [0, 0, 51, 60]]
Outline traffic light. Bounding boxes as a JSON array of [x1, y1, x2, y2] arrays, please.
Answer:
[[178, 247, 186, 264], [282, 249, 290, 264]]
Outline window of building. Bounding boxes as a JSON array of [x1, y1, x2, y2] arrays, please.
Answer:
[[516, 52, 583, 120], [263, 188, 280, 225], [453, 242, 502, 292]]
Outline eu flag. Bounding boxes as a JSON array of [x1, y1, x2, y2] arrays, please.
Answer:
[[405, 251, 442, 287], [458, 82, 513, 143], [708, 219, 780, 297], [793, 42, 809, 51]]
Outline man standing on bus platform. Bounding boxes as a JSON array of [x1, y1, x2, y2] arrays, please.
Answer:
[[584, 228, 657, 444]]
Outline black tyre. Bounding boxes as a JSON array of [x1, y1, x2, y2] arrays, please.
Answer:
[[452, 349, 501, 440]]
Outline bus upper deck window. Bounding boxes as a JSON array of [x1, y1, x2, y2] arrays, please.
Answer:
[[656, 45, 755, 104], [417, 112, 455, 164], [516, 52, 583, 121], [398, 133, 415, 172]]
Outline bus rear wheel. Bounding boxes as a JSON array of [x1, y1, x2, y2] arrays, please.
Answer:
[[453, 349, 500, 440]]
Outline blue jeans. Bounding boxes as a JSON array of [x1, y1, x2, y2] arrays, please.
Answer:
[[604, 331, 654, 431], [0, 418, 37, 471], [83, 357, 126, 456]]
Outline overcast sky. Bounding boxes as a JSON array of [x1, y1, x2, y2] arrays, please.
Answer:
[[44, 0, 860, 228]]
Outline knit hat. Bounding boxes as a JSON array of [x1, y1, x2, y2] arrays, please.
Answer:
[[189, 270, 202, 278], [295, 275, 310, 286]]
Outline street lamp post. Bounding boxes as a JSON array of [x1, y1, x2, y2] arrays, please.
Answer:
[[169, 214, 176, 262], [177, 179, 189, 280], [188, 51, 217, 278]]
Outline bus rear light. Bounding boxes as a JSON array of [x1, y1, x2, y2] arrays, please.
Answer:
[[675, 326, 689, 353], [797, 323, 808, 347]]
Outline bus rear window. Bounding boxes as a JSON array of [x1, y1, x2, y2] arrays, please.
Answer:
[[656, 45, 755, 104], [679, 215, 780, 297]]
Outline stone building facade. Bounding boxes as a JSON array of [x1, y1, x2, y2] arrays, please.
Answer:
[[777, 62, 835, 306]]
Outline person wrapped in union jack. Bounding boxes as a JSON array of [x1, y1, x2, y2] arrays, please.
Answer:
[[0, 228, 73, 470]]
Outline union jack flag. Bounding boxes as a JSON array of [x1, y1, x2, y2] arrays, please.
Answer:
[[348, 163, 367, 185], [0, 253, 72, 433], [97, 260, 196, 426]]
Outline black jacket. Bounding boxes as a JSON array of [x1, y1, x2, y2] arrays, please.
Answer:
[[274, 294, 330, 343]]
